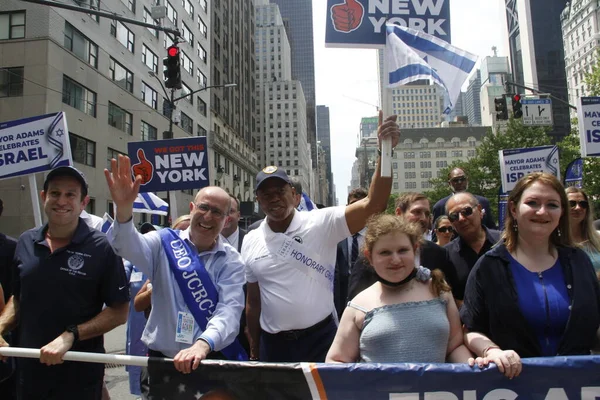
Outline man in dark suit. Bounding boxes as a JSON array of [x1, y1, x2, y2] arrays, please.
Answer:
[[348, 192, 459, 302], [222, 195, 246, 252], [334, 188, 368, 318]]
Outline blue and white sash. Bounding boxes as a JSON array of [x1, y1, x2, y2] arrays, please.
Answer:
[[159, 229, 248, 361]]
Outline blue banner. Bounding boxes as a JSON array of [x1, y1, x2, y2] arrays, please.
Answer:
[[146, 356, 600, 399], [127, 137, 209, 193], [564, 158, 584, 188], [325, 0, 451, 48]]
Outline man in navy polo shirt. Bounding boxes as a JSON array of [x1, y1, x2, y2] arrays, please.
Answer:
[[0, 166, 129, 400]]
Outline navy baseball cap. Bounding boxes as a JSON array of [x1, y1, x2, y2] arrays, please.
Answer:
[[255, 166, 291, 192], [44, 166, 88, 197]]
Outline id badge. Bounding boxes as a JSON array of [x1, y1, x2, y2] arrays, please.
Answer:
[[130, 271, 143, 283], [175, 311, 195, 344]]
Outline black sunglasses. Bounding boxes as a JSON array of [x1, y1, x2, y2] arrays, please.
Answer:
[[448, 206, 474, 222], [437, 226, 454, 233], [450, 176, 466, 184], [569, 200, 589, 209]]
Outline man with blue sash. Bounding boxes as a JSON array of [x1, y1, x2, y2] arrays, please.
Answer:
[[105, 156, 246, 396], [243, 111, 400, 362]]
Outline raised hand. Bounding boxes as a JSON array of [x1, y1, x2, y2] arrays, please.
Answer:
[[331, 0, 364, 33], [377, 110, 400, 149], [132, 149, 153, 185], [104, 154, 142, 222]]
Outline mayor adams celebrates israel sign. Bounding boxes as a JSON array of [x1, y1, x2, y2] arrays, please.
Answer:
[[325, 0, 451, 47], [127, 137, 209, 193]]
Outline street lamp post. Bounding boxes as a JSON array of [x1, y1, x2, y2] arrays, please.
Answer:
[[148, 71, 236, 138]]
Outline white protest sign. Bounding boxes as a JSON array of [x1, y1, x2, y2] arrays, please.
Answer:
[[0, 112, 72, 180], [499, 145, 560, 193], [577, 97, 600, 157]]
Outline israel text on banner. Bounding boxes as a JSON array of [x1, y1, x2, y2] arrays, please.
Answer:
[[133, 192, 169, 216], [499, 145, 560, 193], [564, 158, 584, 189], [385, 24, 477, 114], [127, 137, 209, 193], [0, 112, 73, 180], [577, 97, 600, 157], [325, 0, 451, 48]]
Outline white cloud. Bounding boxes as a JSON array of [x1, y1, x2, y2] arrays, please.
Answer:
[[313, 0, 506, 204]]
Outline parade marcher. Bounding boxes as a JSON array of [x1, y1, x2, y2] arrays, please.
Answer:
[[566, 187, 600, 275], [243, 111, 400, 362], [462, 173, 600, 379], [444, 192, 501, 303], [348, 192, 459, 301], [432, 168, 496, 239], [221, 195, 246, 253], [247, 177, 304, 232], [434, 216, 454, 247], [105, 156, 246, 396], [326, 215, 471, 363], [334, 188, 368, 318], [0, 166, 129, 399]]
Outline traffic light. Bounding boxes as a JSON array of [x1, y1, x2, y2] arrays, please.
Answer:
[[494, 97, 508, 121], [163, 45, 182, 89], [512, 94, 523, 119]]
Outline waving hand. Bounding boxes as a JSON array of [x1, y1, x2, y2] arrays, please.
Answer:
[[104, 155, 142, 223]]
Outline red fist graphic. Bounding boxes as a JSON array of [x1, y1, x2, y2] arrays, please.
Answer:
[[132, 149, 153, 185], [331, 0, 364, 33]]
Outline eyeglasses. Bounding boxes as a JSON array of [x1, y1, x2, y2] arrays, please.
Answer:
[[569, 200, 589, 209], [450, 176, 467, 184], [448, 206, 474, 222], [437, 226, 454, 233], [195, 203, 225, 218]]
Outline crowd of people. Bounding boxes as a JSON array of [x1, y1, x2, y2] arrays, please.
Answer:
[[0, 111, 599, 399]]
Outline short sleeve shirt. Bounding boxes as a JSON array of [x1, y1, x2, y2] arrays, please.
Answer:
[[13, 219, 129, 352], [242, 207, 351, 333]]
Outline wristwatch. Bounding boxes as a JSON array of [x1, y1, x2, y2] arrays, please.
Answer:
[[66, 325, 80, 343]]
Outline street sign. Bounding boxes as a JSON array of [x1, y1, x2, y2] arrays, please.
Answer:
[[521, 98, 553, 126]]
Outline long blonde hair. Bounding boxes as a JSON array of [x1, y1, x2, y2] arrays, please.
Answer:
[[565, 187, 600, 253]]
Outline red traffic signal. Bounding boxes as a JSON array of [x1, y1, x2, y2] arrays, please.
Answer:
[[512, 94, 523, 119], [513, 94, 521, 102], [164, 45, 182, 90], [168, 46, 179, 57]]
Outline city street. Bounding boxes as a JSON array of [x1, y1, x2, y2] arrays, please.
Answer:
[[104, 324, 137, 400]]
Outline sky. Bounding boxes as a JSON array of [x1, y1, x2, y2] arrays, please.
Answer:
[[311, 0, 507, 204]]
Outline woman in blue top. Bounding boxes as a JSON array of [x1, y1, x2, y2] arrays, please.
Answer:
[[462, 172, 600, 379], [566, 187, 600, 277]]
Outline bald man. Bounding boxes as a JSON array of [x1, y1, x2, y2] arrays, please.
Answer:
[[106, 156, 246, 397]]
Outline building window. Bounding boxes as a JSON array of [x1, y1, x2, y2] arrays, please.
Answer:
[[141, 120, 157, 141], [197, 69, 207, 87], [86, 198, 96, 214], [63, 22, 98, 68], [198, 16, 207, 38], [142, 45, 158, 73], [181, 82, 193, 104], [197, 98, 207, 116], [197, 124, 207, 136], [123, 0, 135, 13], [0, 67, 24, 97], [109, 57, 133, 92], [197, 44, 207, 63], [143, 8, 159, 37], [166, 1, 178, 24], [180, 112, 193, 134], [199, 0, 207, 12], [0, 11, 25, 40], [108, 102, 132, 135], [163, 98, 173, 118], [141, 81, 157, 109], [70, 133, 96, 167], [62, 76, 97, 117], [107, 147, 125, 170], [183, 0, 194, 17], [182, 22, 194, 46], [182, 50, 193, 76], [110, 21, 135, 53]]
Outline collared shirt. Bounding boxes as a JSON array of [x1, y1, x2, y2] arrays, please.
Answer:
[[444, 227, 501, 300], [242, 206, 351, 333], [346, 227, 366, 272], [13, 219, 128, 352], [80, 210, 104, 231], [226, 227, 240, 252], [108, 220, 245, 357]]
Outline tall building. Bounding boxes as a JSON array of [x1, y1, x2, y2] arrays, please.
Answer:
[[505, 0, 570, 138], [316, 105, 334, 206], [210, 0, 259, 202], [464, 70, 482, 126], [390, 84, 445, 129], [270, 0, 317, 170], [254, 1, 312, 195], [0, 0, 232, 236], [360, 116, 379, 140], [448, 92, 466, 121], [560, 0, 600, 117], [480, 55, 512, 127]]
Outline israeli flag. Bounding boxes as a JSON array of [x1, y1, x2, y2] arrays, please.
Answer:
[[297, 192, 316, 212], [100, 213, 113, 234], [385, 24, 478, 114], [133, 192, 169, 216]]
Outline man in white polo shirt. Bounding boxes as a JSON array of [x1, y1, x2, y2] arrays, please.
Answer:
[[242, 112, 400, 362]]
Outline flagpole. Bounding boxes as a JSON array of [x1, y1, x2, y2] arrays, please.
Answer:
[[381, 46, 392, 178], [28, 174, 43, 227]]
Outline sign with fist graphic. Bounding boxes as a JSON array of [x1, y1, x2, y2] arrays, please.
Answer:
[[127, 137, 209, 193], [325, 0, 451, 47]]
